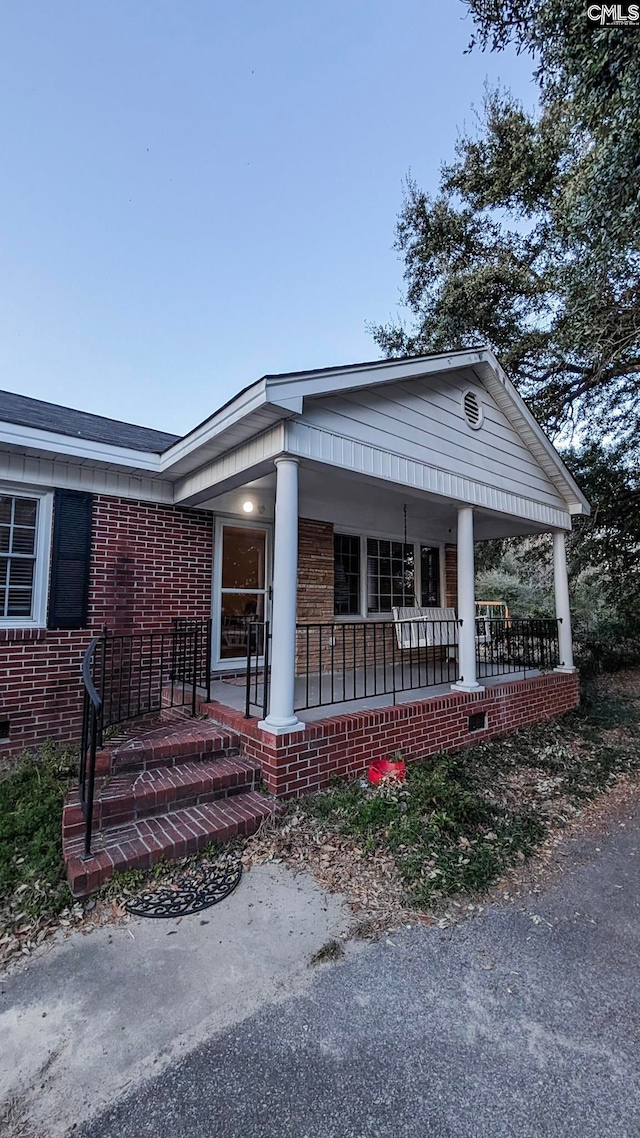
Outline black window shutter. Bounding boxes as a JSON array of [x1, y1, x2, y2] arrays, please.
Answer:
[[48, 490, 93, 629]]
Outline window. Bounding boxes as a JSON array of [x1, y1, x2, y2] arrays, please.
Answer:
[[420, 546, 440, 607], [334, 533, 360, 615], [0, 495, 39, 618], [0, 489, 52, 626], [367, 539, 415, 614]]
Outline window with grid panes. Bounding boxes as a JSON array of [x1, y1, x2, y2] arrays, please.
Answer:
[[0, 495, 39, 618], [333, 533, 361, 615], [366, 538, 415, 613]]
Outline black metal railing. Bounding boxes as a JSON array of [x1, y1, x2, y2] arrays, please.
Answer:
[[294, 618, 460, 711], [244, 620, 270, 719], [476, 617, 560, 677], [79, 619, 212, 857], [79, 637, 103, 857], [240, 615, 562, 721]]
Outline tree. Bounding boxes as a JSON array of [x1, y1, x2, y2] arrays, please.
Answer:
[[564, 441, 640, 636], [372, 1, 640, 448]]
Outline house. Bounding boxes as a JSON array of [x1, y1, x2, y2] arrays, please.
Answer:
[[0, 348, 589, 892]]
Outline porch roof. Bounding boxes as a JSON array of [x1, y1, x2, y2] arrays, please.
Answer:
[[0, 348, 590, 525]]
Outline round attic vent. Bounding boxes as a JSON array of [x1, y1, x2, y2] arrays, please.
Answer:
[[462, 388, 483, 430]]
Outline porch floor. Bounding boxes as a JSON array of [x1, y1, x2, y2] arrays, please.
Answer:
[[210, 662, 542, 724]]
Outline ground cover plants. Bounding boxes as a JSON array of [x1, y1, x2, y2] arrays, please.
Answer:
[[1, 670, 639, 967], [246, 670, 640, 924]]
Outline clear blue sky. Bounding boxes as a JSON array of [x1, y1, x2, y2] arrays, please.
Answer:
[[0, 1, 537, 435]]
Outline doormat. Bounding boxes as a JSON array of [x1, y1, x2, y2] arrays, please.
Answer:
[[125, 858, 242, 918]]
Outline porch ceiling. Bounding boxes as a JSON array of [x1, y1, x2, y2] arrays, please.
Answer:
[[199, 461, 556, 542]]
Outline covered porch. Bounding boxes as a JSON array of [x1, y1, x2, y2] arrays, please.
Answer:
[[194, 459, 575, 730], [167, 350, 586, 741]]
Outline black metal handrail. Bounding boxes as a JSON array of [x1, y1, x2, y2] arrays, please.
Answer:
[[79, 636, 103, 857], [79, 618, 212, 858], [475, 617, 560, 677], [294, 617, 460, 711], [244, 620, 270, 719]]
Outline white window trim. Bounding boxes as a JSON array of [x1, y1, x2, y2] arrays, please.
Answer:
[[0, 485, 53, 629], [332, 526, 445, 621]]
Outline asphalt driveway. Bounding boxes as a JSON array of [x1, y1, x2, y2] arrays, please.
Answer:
[[78, 795, 640, 1138]]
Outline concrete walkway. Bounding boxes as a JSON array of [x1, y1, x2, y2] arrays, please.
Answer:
[[3, 794, 640, 1137], [0, 863, 352, 1137]]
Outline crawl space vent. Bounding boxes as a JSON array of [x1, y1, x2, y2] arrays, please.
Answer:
[[462, 389, 483, 430], [468, 711, 487, 733]]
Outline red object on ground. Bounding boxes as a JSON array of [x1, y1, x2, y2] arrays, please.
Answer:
[[368, 758, 407, 786]]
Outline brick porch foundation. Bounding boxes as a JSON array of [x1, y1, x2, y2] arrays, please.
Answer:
[[203, 671, 580, 798]]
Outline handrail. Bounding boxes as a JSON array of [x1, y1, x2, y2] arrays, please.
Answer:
[[79, 618, 212, 858], [82, 635, 103, 712], [244, 620, 270, 720], [79, 636, 104, 858]]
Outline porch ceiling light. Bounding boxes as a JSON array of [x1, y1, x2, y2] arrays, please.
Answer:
[[242, 500, 255, 513]]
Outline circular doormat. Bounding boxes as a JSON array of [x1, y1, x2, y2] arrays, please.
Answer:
[[125, 858, 243, 919]]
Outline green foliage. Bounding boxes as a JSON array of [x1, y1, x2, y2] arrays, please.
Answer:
[[308, 753, 545, 907], [476, 541, 554, 617], [0, 743, 76, 917], [304, 678, 640, 909], [372, 4, 640, 446], [465, 0, 640, 256], [565, 442, 640, 637]]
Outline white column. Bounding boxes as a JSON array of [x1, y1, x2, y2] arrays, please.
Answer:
[[259, 457, 305, 735], [452, 505, 484, 692], [553, 530, 576, 672]]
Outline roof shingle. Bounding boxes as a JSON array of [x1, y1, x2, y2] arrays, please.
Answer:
[[0, 389, 180, 453]]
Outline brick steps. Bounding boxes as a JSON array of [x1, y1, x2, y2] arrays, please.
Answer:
[[62, 756, 261, 840], [95, 719, 240, 775], [64, 790, 274, 897], [62, 716, 274, 898]]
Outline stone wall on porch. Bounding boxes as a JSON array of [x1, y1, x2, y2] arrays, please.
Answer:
[[295, 517, 459, 672]]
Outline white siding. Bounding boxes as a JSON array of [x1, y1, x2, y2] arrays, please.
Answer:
[[299, 370, 566, 512]]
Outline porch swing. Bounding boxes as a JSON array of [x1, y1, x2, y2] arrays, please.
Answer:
[[390, 503, 458, 654]]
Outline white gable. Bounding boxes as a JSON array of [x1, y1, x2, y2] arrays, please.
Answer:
[[297, 368, 567, 514]]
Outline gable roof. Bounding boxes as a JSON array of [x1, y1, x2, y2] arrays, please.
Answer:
[[0, 388, 180, 454], [161, 348, 590, 515], [0, 349, 590, 517]]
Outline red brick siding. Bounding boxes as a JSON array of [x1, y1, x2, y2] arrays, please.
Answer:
[[0, 495, 214, 757], [205, 671, 580, 797]]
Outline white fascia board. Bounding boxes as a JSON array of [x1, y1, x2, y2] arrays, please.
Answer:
[[264, 349, 488, 404], [0, 419, 163, 472], [474, 353, 591, 517], [159, 380, 268, 472], [173, 424, 286, 505], [162, 352, 487, 477], [0, 448, 174, 503]]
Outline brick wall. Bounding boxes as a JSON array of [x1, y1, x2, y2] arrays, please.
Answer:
[[206, 670, 580, 798], [0, 495, 214, 757]]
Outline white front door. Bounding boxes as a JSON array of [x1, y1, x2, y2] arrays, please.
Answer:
[[213, 519, 271, 668]]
